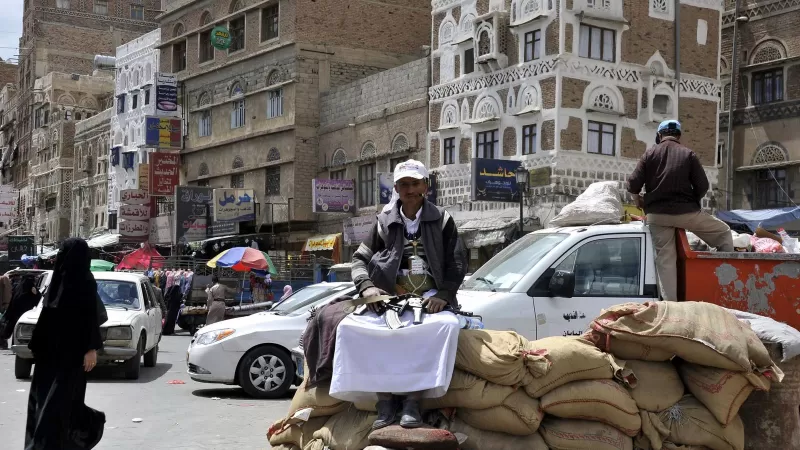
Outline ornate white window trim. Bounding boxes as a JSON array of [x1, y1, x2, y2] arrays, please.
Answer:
[[583, 85, 625, 116], [360, 141, 377, 159], [440, 102, 460, 129], [392, 134, 410, 153], [749, 39, 787, 66], [331, 148, 347, 166], [752, 143, 788, 165], [649, 0, 674, 20], [470, 94, 502, 123], [514, 84, 542, 116], [440, 19, 457, 46], [651, 83, 677, 122]]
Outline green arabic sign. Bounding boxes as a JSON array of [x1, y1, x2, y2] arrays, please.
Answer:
[[211, 26, 231, 50]]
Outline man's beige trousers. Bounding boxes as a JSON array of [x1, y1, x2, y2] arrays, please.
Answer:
[[646, 211, 734, 301]]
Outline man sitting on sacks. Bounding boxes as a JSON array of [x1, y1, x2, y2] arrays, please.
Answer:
[[332, 159, 467, 430]]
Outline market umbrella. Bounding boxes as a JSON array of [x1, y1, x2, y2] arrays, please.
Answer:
[[90, 259, 115, 272], [207, 247, 269, 272], [251, 252, 278, 276], [117, 246, 164, 271]]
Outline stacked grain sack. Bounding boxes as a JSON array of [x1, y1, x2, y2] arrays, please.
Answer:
[[267, 301, 782, 450], [583, 301, 784, 450]]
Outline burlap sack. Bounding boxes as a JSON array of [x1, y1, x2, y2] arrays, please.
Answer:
[[523, 336, 634, 398], [289, 376, 348, 418], [303, 439, 324, 450], [584, 329, 674, 361], [677, 363, 770, 426], [447, 418, 549, 450], [457, 389, 544, 436], [368, 425, 459, 449], [539, 417, 633, 450], [455, 329, 538, 387], [268, 417, 328, 449], [625, 360, 683, 412], [272, 445, 300, 450], [590, 302, 778, 373], [311, 408, 376, 450], [640, 396, 744, 450], [541, 379, 641, 437]]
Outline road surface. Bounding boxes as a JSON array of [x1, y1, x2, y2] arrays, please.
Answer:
[[0, 332, 290, 449]]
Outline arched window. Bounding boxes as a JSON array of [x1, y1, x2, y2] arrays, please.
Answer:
[[752, 143, 788, 165], [267, 147, 281, 161], [230, 82, 244, 97], [360, 142, 377, 159], [199, 162, 209, 176], [332, 149, 347, 166], [198, 92, 212, 107], [232, 155, 244, 169], [200, 11, 213, 26], [173, 23, 185, 38], [750, 40, 786, 65], [392, 134, 410, 153], [229, 0, 244, 13], [267, 69, 283, 86]]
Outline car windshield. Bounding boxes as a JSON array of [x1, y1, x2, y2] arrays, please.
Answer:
[[271, 284, 352, 315], [461, 233, 567, 292], [97, 280, 140, 310]]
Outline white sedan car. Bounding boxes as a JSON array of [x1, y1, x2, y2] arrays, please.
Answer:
[[12, 272, 163, 380], [187, 282, 356, 398]]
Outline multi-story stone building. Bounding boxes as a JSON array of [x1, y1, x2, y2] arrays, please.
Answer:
[[427, 0, 725, 256], [720, 0, 800, 210], [0, 83, 19, 234], [316, 57, 430, 258], [30, 72, 114, 243], [157, 0, 430, 250], [0, 61, 18, 87], [72, 107, 114, 238], [6, 0, 158, 236]]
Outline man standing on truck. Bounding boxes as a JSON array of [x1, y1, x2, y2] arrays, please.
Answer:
[[627, 119, 733, 301]]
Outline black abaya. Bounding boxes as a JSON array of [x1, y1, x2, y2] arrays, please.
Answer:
[[162, 285, 182, 335], [26, 238, 105, 450]]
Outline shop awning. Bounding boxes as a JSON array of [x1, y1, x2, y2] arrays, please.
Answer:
[[457, 217, 519, 248], [86, 233, 120, 248], [716, 207, 800, 232], [735, 160, 800, 172], [304, 234, 341, 252]]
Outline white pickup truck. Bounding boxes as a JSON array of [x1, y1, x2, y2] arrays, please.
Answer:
[[457, 222, 800, 339]]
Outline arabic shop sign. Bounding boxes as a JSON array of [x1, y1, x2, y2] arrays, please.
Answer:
[[144, 116, 183, 150], [213, 188, 255, 222], [150, 152, 180, 196], [0, 184, 18, 221], [138, 163, 150, 192], [119, 204, 151, 221], [312, 179, 355, 213], [175, 186, 238, 245], [210, 26, 232, 50], [8, 235, 35, 261], [343, 215, 376, 245], [155, 72, 178, 116], [119, 220, 150, 238], [120, 189, 150, 205], [470, 158, 523, 203]]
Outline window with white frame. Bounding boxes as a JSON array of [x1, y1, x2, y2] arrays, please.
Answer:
[[199, 110, 212, 137], [267, 89, 283, 118], [443, 137, 456, 165], [587, 121, 616, 156], [579, 24, 615, 62], [524, 30, 541, 62], [476, 129, 499, 159], [131, 4, 144, 20], [231, 99, 245, 129], [522, 124, 537, 155]]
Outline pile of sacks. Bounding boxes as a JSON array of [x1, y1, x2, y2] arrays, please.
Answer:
[[267, 301, 782, 450]]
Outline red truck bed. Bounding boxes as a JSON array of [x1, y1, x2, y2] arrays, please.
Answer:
[[676, 230, 800, 330]]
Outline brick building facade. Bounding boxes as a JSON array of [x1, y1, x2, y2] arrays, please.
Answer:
[[427, 0, 724, 254], [159, 0, 430, 251], [4, 0, 158, 240], [720, 0, 800, 210], [316, 57, 430, 258]]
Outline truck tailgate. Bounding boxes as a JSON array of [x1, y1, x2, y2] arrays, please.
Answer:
[[677, 230, 800, 330]]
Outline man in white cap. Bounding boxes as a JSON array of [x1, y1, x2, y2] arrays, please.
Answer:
[[328, 159, 467, 430]]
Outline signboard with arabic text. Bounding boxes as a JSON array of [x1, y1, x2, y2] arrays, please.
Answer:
[[119, 220, 150, 238], [119, 204, 151, 222], [120, 189, 150, 205], [149, 216, 175, 245], [312, 179, 355, 213], [155, 73, 178, 116], [0, 185, 18, 222], [471, 158, 523, 203], [150, 152, 180, 196], [343, 215, 376, 245], [145, 116, 183, 150], [174, 186, 238, 245], [138, 163, 150, 192], [213, 189, 255, 222], [8, 235, 35, 261]]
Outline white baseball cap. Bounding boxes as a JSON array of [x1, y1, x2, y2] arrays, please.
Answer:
[[393, 159, 428, 183]]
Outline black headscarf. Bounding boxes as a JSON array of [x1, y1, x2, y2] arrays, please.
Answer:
[[44, 237, 95, 309]]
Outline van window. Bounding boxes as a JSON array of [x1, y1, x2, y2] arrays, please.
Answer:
[[462, 233, 567, 292], [555, 237, 641, 296]]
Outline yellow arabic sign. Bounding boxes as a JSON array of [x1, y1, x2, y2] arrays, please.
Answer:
[[304, 234, 341, 252]]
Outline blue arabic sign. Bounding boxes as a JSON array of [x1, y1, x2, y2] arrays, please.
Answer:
[[471, 158, 522, 202], [213, 188, 256, 222]]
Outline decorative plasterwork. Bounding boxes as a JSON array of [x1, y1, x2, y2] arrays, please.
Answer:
[[441, 102, 460, 128], [392, 134, 410, 153], [584, 85, 625, 115], [678, 78, 720, 100], [440, 19, 457, 45], [361, 142, 377, 159], [679, 0, 724, 10], [432, 0, 461, 13], [332, 149, 347, 166], [474, 95, 502, 119], [430, 58, 558, 101], [749, 39, 787, 65], [752, 143, 788, 165], [722, 0, 800, 25], [267, 147, 281, 161], [35, 6, 157, 27]]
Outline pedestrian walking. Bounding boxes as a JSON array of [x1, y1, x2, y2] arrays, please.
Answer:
[[0, 277, 41, 350], [162, 284, 183, 335], [25, 238, 106, 449], [205, 276, 233, 326]]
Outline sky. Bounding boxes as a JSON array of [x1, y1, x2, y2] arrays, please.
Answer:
[[0, 0, 24, 63]]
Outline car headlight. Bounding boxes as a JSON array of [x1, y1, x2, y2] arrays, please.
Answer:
[[195, 329, 236, 345], [16, 324, 35, 340], [105, 326, 133, 341]]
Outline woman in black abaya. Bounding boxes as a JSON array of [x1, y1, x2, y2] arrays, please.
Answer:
[[0, 277, 40, 344], [26, 238, 106, 450]]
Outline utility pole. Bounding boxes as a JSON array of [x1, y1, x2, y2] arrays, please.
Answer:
[[726, 0, 748, 211]]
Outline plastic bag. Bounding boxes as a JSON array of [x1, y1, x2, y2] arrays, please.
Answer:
[[549, 182, 623, 227], [730, 231, 751, 249], [726, 308, 800, 362], [777, 228, 799, 253], [750, 235, 784, 253]]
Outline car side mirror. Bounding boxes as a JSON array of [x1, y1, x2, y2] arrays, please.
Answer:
[[549, 270, 575, 298]]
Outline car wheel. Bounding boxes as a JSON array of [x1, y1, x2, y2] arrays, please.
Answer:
[[238, 346, 293, 399], [15, 356, 33, 379], [144, 343, 158, 368], [124, 336, 144, 380]]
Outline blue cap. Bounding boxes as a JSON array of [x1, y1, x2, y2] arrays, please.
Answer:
[[657, 119, 681, 133]]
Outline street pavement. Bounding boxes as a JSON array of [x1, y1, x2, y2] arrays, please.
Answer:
[[0, 332, 290, 449]]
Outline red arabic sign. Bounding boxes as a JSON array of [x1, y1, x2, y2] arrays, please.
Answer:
[[150, 152, 180, 196]]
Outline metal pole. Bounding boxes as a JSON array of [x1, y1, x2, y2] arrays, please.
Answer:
[[674, 0, 681, 116], [519, 187, 524, 235], [725, 0, 742, 211]]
